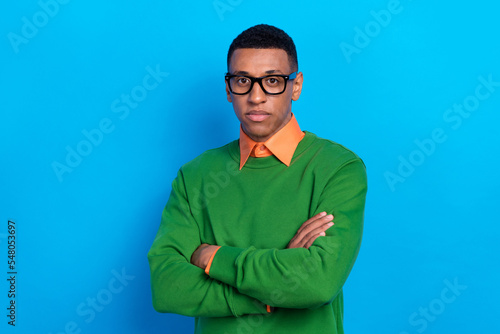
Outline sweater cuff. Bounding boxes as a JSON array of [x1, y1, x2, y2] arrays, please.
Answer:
[[230, 290, 269, 317], [204, 246, 221, 275], [207, 245, 245, 287]]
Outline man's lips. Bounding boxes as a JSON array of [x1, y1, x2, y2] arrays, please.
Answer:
[[246, 111, 270, 122]]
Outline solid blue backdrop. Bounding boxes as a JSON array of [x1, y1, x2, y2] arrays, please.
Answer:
[[1, 1, 499, 333]]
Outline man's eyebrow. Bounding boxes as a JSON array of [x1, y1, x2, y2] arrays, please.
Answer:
[[231, 70, 284, 75], [264, 70, 283, 74]]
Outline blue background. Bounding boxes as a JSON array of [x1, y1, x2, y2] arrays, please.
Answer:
[[1, 1, 499, 333]]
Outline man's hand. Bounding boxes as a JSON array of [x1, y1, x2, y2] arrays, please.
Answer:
[[287, 212, 334, 249], [191, 243, 219, 270]]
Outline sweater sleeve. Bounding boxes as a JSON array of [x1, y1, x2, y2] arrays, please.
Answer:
[[147, 170, 269, 317], [207, 159, 367, 309]]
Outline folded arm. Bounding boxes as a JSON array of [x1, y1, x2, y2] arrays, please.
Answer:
[[196, 159, 367, 309], [147, 170, 269, 317]]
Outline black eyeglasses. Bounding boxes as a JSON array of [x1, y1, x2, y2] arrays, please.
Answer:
[[225, 72, 297, 95]]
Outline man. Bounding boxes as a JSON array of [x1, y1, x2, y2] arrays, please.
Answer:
[[148, 24, 367, 334]]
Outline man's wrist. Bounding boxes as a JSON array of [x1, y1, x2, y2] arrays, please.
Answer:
[[191, 244, 220, 270]]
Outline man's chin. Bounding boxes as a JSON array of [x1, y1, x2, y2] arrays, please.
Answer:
[[244, 127, 273, 142]]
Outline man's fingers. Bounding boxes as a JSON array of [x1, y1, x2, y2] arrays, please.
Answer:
[[296, 212, 328, 234], [296, 213, 334, 238], [298, 223, 333, 248], [288, 215, 335, 249], [303, 232, 325, 249], [293, 218, 333, 248]]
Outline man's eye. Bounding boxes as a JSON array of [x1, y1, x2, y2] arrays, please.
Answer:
[[266, 77, 280, 86], [236, 77, 250, 85]]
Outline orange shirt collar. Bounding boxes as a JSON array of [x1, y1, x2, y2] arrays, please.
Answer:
[[239, 113, 305, 170]]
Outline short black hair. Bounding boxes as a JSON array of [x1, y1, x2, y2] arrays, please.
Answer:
[[227, 24, 298, 72]]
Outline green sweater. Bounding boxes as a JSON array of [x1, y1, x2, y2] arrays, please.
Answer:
[[148, 131, 367, 334]]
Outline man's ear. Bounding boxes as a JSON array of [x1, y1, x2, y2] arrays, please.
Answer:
[[291, 71, 303, 101], [225, 80, 232, 102]]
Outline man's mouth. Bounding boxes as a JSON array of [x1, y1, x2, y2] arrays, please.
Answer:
[[246, 111, 270, 122]]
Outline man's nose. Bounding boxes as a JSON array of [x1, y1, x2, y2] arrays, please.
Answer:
[[247, 81, 267, 103]]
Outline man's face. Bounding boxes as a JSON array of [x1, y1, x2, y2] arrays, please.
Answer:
[[226, 48, 303, 142]]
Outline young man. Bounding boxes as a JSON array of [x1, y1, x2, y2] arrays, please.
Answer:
[[148, 24, 367, 334]]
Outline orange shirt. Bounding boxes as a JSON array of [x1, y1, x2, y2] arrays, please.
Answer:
[[239, 113, 305, 170]]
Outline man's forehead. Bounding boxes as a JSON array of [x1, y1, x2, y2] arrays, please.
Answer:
[[229, 48, 291, 74]]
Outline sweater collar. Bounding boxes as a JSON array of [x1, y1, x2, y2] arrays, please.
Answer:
[[239, 113, 305, 170]]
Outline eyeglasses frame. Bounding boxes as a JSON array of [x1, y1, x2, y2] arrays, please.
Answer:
[[225, 71, 298, 95]]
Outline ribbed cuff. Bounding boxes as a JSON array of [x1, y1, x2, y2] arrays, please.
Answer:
[[209, 246, 275, 315], [207, 246, 245, 287], [230, 291, 269, 317]]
